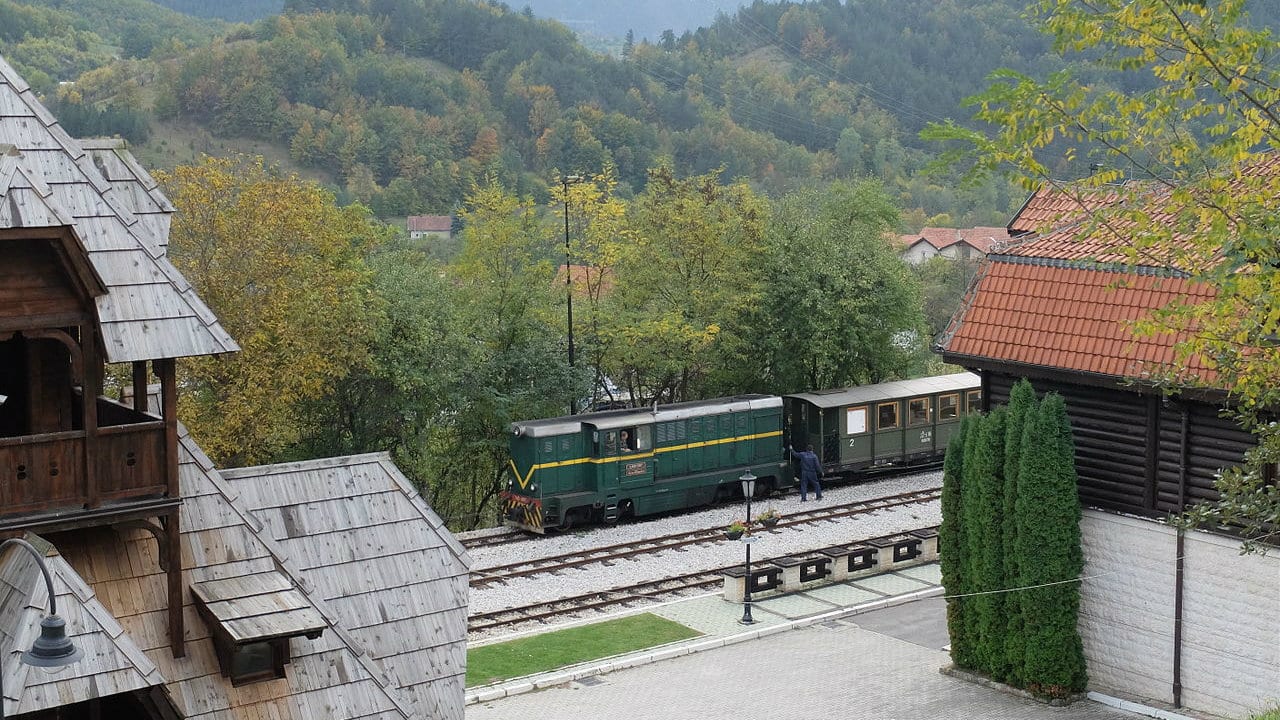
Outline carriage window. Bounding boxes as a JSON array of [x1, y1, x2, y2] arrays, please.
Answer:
[[877, 402, 899, 430], [908, 398, 931, 426], [938, 394, 959, 420], [966, 390, 982, 411], [846, 406, 867, 435]]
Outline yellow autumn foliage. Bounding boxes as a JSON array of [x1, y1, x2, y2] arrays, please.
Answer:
[[159, 155, 385, 465]]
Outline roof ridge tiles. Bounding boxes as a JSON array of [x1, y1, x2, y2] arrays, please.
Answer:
[[988, 252, 1189, 278]]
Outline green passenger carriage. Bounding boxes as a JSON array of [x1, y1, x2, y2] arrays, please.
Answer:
[[502, 395, 789, 532], [783, 372, 980, 476]]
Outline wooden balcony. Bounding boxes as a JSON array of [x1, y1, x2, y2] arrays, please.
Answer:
[[0, 397, 173, 527]]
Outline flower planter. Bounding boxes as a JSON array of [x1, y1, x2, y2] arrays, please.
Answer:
[[725, 529, 744, 540]]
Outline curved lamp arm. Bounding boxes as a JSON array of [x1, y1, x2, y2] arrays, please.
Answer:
[[0, 538, 57, 617]]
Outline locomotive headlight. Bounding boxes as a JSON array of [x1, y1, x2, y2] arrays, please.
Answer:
[[530, 484, 537, 493]]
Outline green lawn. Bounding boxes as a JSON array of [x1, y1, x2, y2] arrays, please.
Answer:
[[466, 613, 702, 687]]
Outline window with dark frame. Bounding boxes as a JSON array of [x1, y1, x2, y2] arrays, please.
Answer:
[[939, 394, 959, 420], [211, 636, 290, 686], [966, 389, 982, 411], [877, 402, 899, 430]]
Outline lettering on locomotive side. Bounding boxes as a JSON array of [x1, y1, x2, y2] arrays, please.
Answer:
[[624, 461, 647, 476], [919, 429, 932, 444]]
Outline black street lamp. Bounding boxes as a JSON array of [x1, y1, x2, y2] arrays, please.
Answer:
[[739, 469, 757, 625], [1, 538, 83, 719], [562, 173, 583, 416]]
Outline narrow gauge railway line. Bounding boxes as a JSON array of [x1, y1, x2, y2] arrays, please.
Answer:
[[462, 529, 532, 550], [468, 523, 941, 635], [470, 486, 941, 588], [468, 570, 720, 634]]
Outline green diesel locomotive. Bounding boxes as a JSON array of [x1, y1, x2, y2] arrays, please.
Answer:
[[500, 372, 979, 532]]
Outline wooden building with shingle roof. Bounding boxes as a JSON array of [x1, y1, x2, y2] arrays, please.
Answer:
[[0, 55, 469, 719], [937, 171, 1279, 718]]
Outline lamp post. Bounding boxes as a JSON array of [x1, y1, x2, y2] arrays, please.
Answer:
[[739, 469, 757, 625], [562, 173, 583, 416], [1, 538, 83, 719]]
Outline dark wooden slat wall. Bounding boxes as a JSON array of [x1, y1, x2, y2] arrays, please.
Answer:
[[984, 373, 1251, 516]]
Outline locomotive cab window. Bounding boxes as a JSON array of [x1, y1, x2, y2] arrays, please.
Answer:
[[633, 426, 652, 451], [908, 397, 931, 426], [877, 402, 899, 430], [594, 430, 619, 457], [938, 394, 959, 420], [846, 406, 868, 435]]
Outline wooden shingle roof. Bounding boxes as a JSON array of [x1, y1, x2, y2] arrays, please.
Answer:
[[1, 540, 169, 717], [0, 54, 238, 363], [221, 454, 470, 719], [33, 427, 476, 712]]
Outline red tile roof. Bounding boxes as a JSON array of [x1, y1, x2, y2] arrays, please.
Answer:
[[899, 226, 1012, 253], [940, 260, 1216, 382], [946, 154, 1280, 385], [408, 214, 453, 232], [1008, 185, 1122, 235]]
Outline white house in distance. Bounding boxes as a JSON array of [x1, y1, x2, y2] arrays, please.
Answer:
[[898, 226, 1011, 265], [408, 214, 454, 241]]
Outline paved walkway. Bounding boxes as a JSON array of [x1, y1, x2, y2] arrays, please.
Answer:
[[466, 564, 1188, 720]]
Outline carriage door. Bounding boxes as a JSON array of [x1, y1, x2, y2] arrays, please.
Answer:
[[843, 405, 872, 467], [905, 396, 934, 458], [591, 426, 621, 496]]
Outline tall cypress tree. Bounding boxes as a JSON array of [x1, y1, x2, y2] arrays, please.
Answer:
[[1015, 393, 1088, 696], [971, 407, 1008, 678], [940, 414, 972, 668], [958, 409, 986, 670], [1001, 379, 1036, 685]]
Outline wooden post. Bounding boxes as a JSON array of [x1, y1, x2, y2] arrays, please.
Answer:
[[165, 508, 185, 658], [132, 360, 148, 413], [82, 327, 100, 509], [159, 359, 178, 498]]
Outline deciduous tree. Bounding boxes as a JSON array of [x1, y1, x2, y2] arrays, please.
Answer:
[[926, 0, 1280, 548], [160, 155, 384, 465]]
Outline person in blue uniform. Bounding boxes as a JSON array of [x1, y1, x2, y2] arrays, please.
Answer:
[[788, 444, 823, 501]]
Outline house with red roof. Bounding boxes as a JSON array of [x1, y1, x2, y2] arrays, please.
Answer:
[[936, 169, 1279, 718], [898, 226, 1011, 265], [407, 214, 454, 241]]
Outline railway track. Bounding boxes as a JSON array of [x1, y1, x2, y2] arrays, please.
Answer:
[[461, 529, 531, 550], [468, 570, 721, 634], [467, 522, 941, 635], [469, 485, 941, 588]]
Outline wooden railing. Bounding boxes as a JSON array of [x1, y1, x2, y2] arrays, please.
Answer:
[[0, 397, 168, 518]]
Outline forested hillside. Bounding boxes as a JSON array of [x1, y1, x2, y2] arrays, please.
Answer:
[[152, 0, 282, 22], [7, 0, 1278, 223], [0, 0, 1045, 223], [520, 0, 747, 40]]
